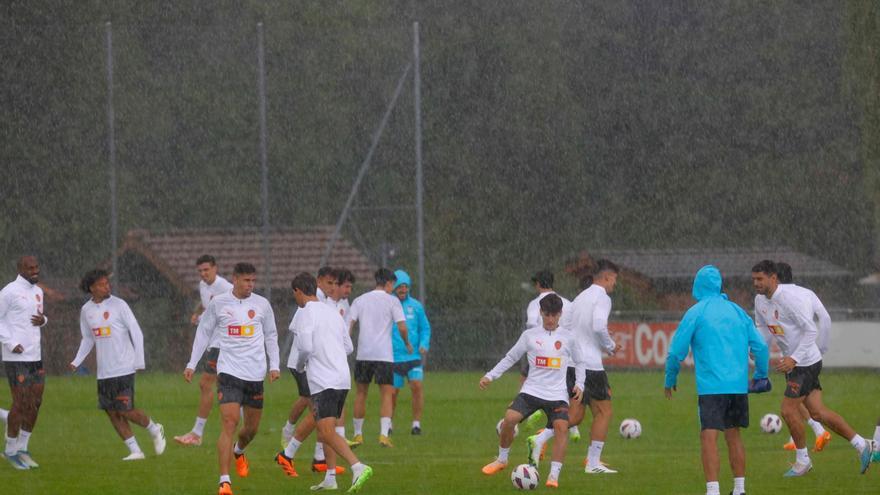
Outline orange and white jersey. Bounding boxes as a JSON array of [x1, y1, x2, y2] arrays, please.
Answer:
[[484, 326, 585, 403], [754, 285, 822, 367], [0, 275, 47, 362], [188, 291, 280, 382], [72, 296, 145, 379]]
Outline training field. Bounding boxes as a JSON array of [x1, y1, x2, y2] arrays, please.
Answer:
[[1, 370, 878, 494]]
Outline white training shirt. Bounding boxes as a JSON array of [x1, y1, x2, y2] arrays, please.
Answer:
[[292, 300, 354, 393], [317, 287, 327, 303], [72, 296, 145, 379], [187, 291, 280, 382], [286, 296, 344, 370], [199, 275, 233, 348], [0, 275, 47, 362], [484, 325, 585, 403], [349, 289, 405, 362], [337, 298, 351, 324], [755, 284, 832, 355], [567, 284, 616, 370], [753, 285, 822, 367], [525, 291, 573, 329]]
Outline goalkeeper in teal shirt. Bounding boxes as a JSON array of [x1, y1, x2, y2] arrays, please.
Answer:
[[664, 265, 769, 495], [390, 270, 431, 435]]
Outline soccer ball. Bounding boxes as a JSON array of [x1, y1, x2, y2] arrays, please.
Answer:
[[760, 413, 783, 434], [496, 418, 519, 438], [619, 418, 642, 439], [510, 463, 539, 490]]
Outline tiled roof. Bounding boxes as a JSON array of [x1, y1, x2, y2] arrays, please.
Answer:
[[571, 247, 851, 280], [120, 227, 377, 294]]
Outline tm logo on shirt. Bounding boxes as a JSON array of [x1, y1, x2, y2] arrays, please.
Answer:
[[535, 356, 561, 369], [92, 327, 112, 337], [768, 325, 785, 336], [228, 325, 255, 337]]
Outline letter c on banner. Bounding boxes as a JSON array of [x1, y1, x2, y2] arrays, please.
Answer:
[[635, 323, 652, 366]]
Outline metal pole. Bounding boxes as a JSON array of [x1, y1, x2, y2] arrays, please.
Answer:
[[413, 21, 426, 303], [257, 22, 271, 301], [320, 63, 412, 266], [106, 21, 117, 293]]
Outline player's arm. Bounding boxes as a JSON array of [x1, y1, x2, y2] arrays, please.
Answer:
[[569, 340, 586, 397], [262, 303, 281, 381], [812, 293, 831, 355], [480, 332, 528, 388], [70, 309, 96, 370], [294, 316, 314, 372], [664, 306, 699, 395], [593, 296, 619, 355], [741, 308, 769, 380], [342, 318, 354, 355], [780, 292, 818, 368], [348, 300, 359, 337], [0, 291, 15, 351], [753, 301, 774, 351], [392, 299, 413, 353], [123, 303, 146, 370], [185, 302, 216, 381], [417, 302, 431, 355], [190, 302, 205, 326]]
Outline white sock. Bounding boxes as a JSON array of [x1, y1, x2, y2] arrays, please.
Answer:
[[335, 426, 346, 438], [284, 437, 302, 458], [536, 428, 555, 445], [549, 461, 562, 478], [732, 477, 745, 495], [874, 425, 880, 445], [587, 440, 605, 468], [283, 420, 295, 436], [807, 418, 826, 437], [0, 408, 8, 423], [146, 419, 161, 437], [380, 417, 392, 436], [352, 462, 365, 476], [233, 442, 245, 455], [850, 434, 867, 452], [569, 425, 579, 435], [18, 430, 31, 451], [314, 442, 325, 460], [787, 435, 794, 443], [324, 470, 337, 484], [124, 436, 142, 454], [193, 417, 208, 437], [5, 435, 17, 456], [219, 474, 231, 484], [706, 481, 720, 495], [796, 447, 810, 465], [497, 447, 510, 463], [353, 418, 365, 436], [412, 420, 421, 429]]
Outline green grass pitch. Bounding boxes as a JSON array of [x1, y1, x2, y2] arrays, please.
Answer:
[[0, 370, 878, 494]]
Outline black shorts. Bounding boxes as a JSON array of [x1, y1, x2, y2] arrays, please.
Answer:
[[198, 347, 220, 375], [584, 370, 612, 402], [565, 367, 587, 405], [354, 360, 393, 385], [311, 388, 348, 422], [785, 360, 822, 399], [509, 393, 569, 424], [217, 373, 264, 409], [698, 394, 749, 431], [392, 359, 422, 376], [519, 356, 529, 377], [5, 361, 45, 387], [289, 368, 310, 398], [97, 373, 135, 411]]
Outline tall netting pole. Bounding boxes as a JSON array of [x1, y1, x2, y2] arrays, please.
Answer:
[[257, 22, 271, 300], [106, 21, 118, 292], [413, 21, 426, 303]]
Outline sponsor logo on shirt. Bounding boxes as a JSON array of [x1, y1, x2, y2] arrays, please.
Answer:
[[248, 309, 256, 319], [554, 340, 562, 350], [228, 325, 255, 337], [92, 326, 112, 337], [535, 356, 561, 369], [768, 325, 785, 336]]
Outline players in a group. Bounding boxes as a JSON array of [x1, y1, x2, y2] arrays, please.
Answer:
[[348, 268, 412, 447], [277, 272, 373, 492], [530, 260, 621, 473], [0, 256, 48, 470], [390, 270, 431, 435], [176, 255, 234, 446], [69, 269, 167, 461], [184, 262, 281, 495], [751, 260, 873, 476], [479, 294, 584, 488], [665, 265, 770, 495]]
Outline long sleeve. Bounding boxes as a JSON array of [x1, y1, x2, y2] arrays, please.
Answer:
[[812, 294, 831, 355], [742, 309, 769, 379], [343, 329, 354, 355], [665, 306, 699, 388], [0, 292, 12, 348], [569, 337, 586, 389], [753, 303, 773, 350], [187, 303, 216, 370], [484, 332, 528, 381], [263, 303, 281, 372], [781, 292, 818, 364], [593, 296, 616, 354], [417, 304, 431, 351], [123, 304, 146, 370], [294, 310, 314, 371], [71, 309, 96, 367]]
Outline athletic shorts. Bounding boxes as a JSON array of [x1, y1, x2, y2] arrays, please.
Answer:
[[197, 347, 220, 375], [217, 373, 264, 409], [5, 360, 45, 387], [583, 370, 612, 402], [354, 360, 393, 386], [509, 393, 569, 424], [97, 373, 135, 411], [289, 368, 310, 397], [565, 367, 587, 405], [698, 393, 749, 430], [311, 388, 348, 422], [784, 360, 822, 399], [393, 359, 423, 388]]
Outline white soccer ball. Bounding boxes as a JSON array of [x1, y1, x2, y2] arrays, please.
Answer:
[[760, 413, 783, 434], [510, 463, 539, 490], [496, 418, 519, 438], [619, 418, 642, 439]]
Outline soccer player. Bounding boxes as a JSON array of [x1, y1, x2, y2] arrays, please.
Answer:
[[348, 268, 411, 447], [276, 272, 373, 492], [479, 294, 584, 488], [771, 262, 833, 452], [184, 262, 281, 495], [69, 269, 166, 461], [316, 266, 337, 303], [335, 269, 355, 321], [390, 270, 431, 435], [751, 260, 873, 476], [665, 265, 770, 495], [0, 256, 48, 470], [530, 259, 620, 473], [175, 255, 234, 446]]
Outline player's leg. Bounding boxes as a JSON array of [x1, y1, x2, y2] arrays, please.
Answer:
[[176, 349, 218, 446], [724, 428, 746, 495], [123, 408, 166, 455], [547, 415, 569, 488], [409, 375, 424, 434], [803, 389, 872, 473], [700, 429, 721, 495], [800, 401, 831, 451], [217, 402, 240, 490], [351, 361, 371, 444], [483, 397, 529, 475], [313, 389, 372, 492], [779, 369, 813, 477], [872, 416, 880, 463], [377, 363, 395, 446]]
